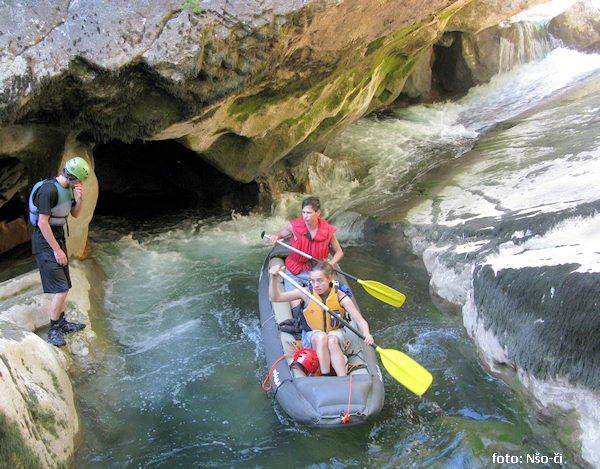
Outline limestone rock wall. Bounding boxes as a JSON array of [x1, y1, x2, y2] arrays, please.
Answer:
[[0, 0, 551, 181]]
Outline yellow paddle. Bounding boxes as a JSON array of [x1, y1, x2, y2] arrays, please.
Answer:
[[261, 231, 406, 307], [277, 270, 433, 395]]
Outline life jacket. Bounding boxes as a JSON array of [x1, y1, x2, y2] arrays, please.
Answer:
[[28, 179, 73, 227], [285, 217, 336, 275], [300, 282, 344, 333]]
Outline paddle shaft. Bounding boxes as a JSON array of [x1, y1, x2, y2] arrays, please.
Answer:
[[278, 270, 368, 344]]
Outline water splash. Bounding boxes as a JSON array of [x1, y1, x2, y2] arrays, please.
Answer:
[[318, 45, 600, 220]]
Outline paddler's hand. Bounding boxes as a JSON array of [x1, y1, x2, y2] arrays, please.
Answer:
[[72, 181, 84, 200], [363, 333, 374, 346], [54, 248, 68, 266], [269, 265, 285, 278], [268, 234, 279, 245]]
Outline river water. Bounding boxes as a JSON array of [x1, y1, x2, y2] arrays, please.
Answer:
[[74, 214, 568, 468], [72, 15, 600, 469]]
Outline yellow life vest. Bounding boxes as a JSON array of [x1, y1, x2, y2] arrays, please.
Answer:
[[302, 282, 344, 332]]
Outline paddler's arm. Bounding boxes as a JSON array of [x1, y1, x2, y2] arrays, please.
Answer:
[[269, 223, 294, 245], [268, 265, 304, 303], [327, 233, 344, 267], [339, 295, 374, 346]]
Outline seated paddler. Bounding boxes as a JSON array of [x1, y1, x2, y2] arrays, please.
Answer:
[[269, 261, 374, 376], [268, 196, 344, 309]]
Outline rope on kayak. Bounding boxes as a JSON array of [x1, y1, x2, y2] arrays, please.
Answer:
[[260, 314, 276, 329], [341, 374, 354, 424], [262, 354, 293, 391]]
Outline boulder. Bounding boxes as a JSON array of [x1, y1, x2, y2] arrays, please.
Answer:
[[548, 0, 600, 53], [0, 218, 29, 254], [0, 260, 101, 467], [0, 323, 79, 469]]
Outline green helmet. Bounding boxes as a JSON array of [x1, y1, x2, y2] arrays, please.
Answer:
[[64, 157, 90, 181]]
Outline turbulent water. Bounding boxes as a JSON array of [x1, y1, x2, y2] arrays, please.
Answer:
[[72, 11, 600, 469], [75, 214, 568, 468]]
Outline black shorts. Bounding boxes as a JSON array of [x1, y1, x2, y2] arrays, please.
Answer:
[[34, 238, 72, 294]]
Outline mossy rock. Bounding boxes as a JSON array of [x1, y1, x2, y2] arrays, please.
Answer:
[[0, 412, 43, 469]]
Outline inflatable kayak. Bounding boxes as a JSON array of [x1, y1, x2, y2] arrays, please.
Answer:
[[258, 244, 385, 426]]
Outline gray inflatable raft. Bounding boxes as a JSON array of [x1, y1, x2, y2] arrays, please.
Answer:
[[258, 244, 385, 427]]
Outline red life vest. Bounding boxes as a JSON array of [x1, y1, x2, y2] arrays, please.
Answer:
[[285, 217, 337, 275]]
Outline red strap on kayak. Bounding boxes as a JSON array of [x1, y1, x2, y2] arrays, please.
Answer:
[[341, 374, 354, 423], [262, 354, 293, 391]]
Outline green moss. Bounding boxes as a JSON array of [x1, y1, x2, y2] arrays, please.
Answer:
[[42, 366, 64, 402], [222, 8, 447, 171], [439, 6, 460, 21], [305, 81, 328, 105], [0, 285, 34, 302], [416, 180, 440, 197], [387, 23, 420, 43], [181, 0, 205, 13], [21, 384, 62, 440], [228, 73, 331, 122], [561, 423, 575, 435], [314, 68, 368, 115], [366, 37, 385, 56], [28, 407, 60, 440], [303, 115, 340, 144], [228, 87, 289, 121], [0, 412, 43, 469], [371, 53, 415, 105], [376, 89, 394, 103]]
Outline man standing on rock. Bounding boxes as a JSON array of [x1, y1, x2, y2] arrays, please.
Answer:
[[29, 157, 90, 346]]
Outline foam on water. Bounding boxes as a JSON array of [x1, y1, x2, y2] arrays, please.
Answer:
[[486, 213, 600, 274], [457, 48, 600, 130], [408, 147, 600, 227]]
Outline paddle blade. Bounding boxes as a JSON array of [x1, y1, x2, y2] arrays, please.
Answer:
[[358, 279, 406, 307], [376, 346, 433, 395]]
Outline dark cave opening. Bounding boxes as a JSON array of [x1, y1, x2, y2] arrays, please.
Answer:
[[0, 157, 28, 220], [431, 32, 475, 97], [93, 139, 261, 219]]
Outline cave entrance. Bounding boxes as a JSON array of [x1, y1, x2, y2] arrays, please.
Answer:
[[93, 139, 260, 219]]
